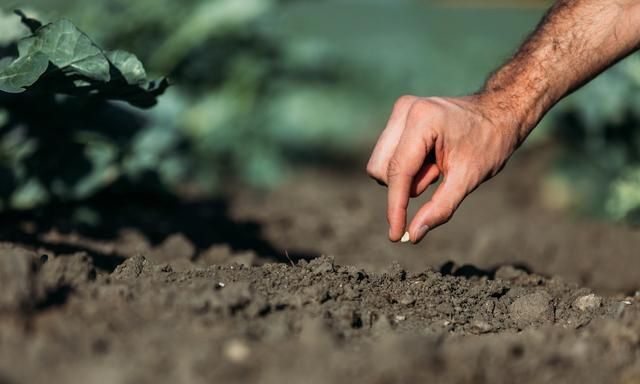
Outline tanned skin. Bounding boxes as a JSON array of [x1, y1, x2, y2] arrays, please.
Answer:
[[367, 0, 640, 244]]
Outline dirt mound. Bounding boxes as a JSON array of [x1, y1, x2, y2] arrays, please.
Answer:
[[231, 150, 640, 294], [1, 245, 638, 384], [1, 149, 640, 383]]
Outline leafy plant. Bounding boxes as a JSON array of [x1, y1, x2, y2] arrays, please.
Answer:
[[26, 0, 375, 189], [0, 10, 171, 209], [0, 3, 372, 211], [544, 54, 640, 222], [0, 11, 167, 107]]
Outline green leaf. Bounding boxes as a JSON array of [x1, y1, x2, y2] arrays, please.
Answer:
[[0, 58, 12, 70], [0, 13, 167, 107], [0, 52, 49, 93], [107, 50, 147, 85], [18, 19, 110, 81]]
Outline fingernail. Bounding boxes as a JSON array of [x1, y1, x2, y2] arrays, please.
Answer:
[[413, 225, 430, 243], [389, 227, 398, 242]]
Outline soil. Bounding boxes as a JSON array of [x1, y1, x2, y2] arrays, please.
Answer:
[[1, 146, 640, 384]]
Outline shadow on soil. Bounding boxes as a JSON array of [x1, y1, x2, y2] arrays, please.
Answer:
[[0, 189, 319, 272], [439, 261, 535, 280]]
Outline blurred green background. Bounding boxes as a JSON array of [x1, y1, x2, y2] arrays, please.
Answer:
[[2, 0, 640, 222]]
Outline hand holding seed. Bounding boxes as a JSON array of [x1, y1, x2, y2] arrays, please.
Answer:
[[367, 95, 518, 244]]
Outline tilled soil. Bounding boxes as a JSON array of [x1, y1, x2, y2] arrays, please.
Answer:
[[231, 149, 640, 295], [1, 148, 640, 383], [1, 245, 639, 384]]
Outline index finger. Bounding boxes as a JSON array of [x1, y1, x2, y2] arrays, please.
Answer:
[[386, 131, 432, 241], [367, 95, 417, 185]]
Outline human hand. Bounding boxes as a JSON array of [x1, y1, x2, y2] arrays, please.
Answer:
[[366, 95, 522, 243]]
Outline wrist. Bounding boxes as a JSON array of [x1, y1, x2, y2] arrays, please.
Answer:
[[475, 85, 554, 147]]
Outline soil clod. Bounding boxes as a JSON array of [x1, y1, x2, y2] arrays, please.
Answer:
[[509, 291, 555, 327]]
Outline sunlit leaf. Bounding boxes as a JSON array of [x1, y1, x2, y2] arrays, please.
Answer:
[[0, 52, 49, 93], [18, 19, 110, 81], [0, 12, 167, 107], [107, 50, 147, 85]]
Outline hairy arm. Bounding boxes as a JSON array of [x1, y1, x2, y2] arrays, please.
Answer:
[[484, 0, 640, 145], [367, 0, 640, 243]]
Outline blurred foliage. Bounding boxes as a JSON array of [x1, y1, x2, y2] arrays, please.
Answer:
[[544, 55, 640, 222], [0, 10, 168, 209], [0, 1, 375, 209], [6, 0, 640, 225], [0, 11, 167, 104]]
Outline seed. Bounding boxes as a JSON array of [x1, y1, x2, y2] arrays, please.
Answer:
[[401, 232, 410, 243], [224, 339, 250, 363]]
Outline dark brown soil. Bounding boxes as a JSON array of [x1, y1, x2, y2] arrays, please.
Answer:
[[1, 147, 640, 384], [231, 148, 640, 295]]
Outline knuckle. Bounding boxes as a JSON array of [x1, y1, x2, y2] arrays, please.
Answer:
[[438, 210, 454, 225], [437, 205, 456, 224], [393, 95, 417, 111], [410, 98, 433, 112], [387, 157, 403, 180], [443, 207, 455, 222], [366, 161, 380, 178], [406, 101, 430, 126], [408, 98, 444, 123], [366, 160, 387, 183]]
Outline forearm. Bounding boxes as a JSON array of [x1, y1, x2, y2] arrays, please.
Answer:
[[481, 0, 640, 145]]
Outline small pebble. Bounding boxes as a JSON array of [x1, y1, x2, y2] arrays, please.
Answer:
[[399, 295, 416, 306], [573, 294, 602, 311], [472, 320, 493, 334]]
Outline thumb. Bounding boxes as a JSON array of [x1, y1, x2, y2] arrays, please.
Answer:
[[408, 170, 469, 243]]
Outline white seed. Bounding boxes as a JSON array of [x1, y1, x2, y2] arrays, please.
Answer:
[[224, 339, 250, 363], [400, 232, 410, 243]]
